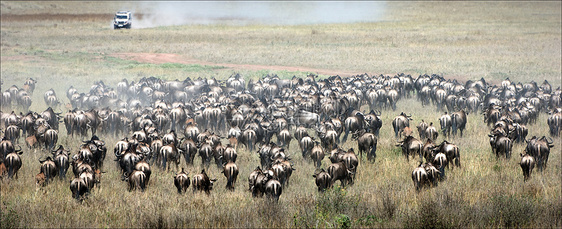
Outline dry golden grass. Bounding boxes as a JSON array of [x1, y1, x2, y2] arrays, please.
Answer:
[[1, 1, 561, 228], [1, 99, 560, 228]]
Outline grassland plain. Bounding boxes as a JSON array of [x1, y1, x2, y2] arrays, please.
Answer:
[[1, 1, 561, 228]]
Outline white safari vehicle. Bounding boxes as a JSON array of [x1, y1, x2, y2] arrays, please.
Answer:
[[113, 11, 132, 29]]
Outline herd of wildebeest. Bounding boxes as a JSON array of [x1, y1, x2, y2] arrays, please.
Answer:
[[0, 72, 560, 201]]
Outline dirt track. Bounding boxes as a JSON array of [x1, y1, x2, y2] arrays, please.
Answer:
[[110, 52, 357, 76]]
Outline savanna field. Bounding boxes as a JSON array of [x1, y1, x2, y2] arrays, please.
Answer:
[[1, 1, 561, 228]]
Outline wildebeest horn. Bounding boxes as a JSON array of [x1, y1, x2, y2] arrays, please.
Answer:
[[15, 145, 22, 153]]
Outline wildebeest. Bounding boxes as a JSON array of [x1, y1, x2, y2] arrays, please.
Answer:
[[40, 107, 60, 131], [451, 110, 467, 137], [411, 165, 428, 192], [116, 147, 143, 178], [192, 169, 217, 195], [293, 125, 309, 143], [70, 177, 89, 200], [310, 141, 324, 168], [44, 128, 58, 151], [431, 140, 461, 169], [160, 144, 180, 172], [424, 122, 439, 142], [265, 178, 282, 202], [135, 159, 151, 184], [417, 120, 428, 140], [352, 129, 377, 162], [432, 153, 447, 180], [294, 110, 320, 129], [5, 124, 20, 144], [198, 140, 214, 169], [173, 168, 191, 194], [184, 120, 200, 142], [396, 135, 423, 162], [39, 156, 57, 184], [423, 162, 441, 187], [547, 110, 561, 137], [525, 136, 554, 171], [364, 110, 382, 136], [520, 152, 535, 182], [509, 123, 528, 144], [392, 112, 412, 139], [439, 112, 452, 138], [341, 109, 365, 142], [299, 136, 314, 159], [178, 138, 197, 165], [124, 170, 147, 192], [5, 150, 23, 179], [422, 138, 437, 162], [313, 168, 332, 192], [0, 138, 15, 159], [248, 166, 264, 195], [64, 110, 76, 137], [222, 144, 237, 164], [489, 131, 513, 159], [327, 161, 354, 188], [23, 78, 37, 95], [79, 170, 95, 191], [277, 128, 292, 149], [222, 161, 239, 191], [239, 128, 256, 152]]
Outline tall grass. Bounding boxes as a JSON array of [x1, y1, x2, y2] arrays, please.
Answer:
[[1, 1, 561, 228], [1, 95, 560, 228]]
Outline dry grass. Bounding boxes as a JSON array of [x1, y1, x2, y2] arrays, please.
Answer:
[[1, 1, 561, 228], [1, 98, 560, 228]]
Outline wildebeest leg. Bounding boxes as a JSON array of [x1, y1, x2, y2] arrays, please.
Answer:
[[162, 155, 167, 171], [342, 129, 349, 143], [405, 149, 410, 162]]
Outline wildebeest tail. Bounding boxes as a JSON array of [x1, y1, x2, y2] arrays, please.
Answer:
[[140, 173, 146, 191], [59, 163, 66, 180], [455, 147, 461, 168], [227, 166, 235, 189], [162, 152, 167, 170], [505, 139, 512, 159], [275, 183, 281, 202], [536, 146, 543, 171]]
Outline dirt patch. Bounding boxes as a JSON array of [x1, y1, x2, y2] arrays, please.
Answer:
[[109, 52, 358, 76]]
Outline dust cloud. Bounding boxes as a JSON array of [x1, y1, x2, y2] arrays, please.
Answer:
[[116, 1, 387, 28]]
